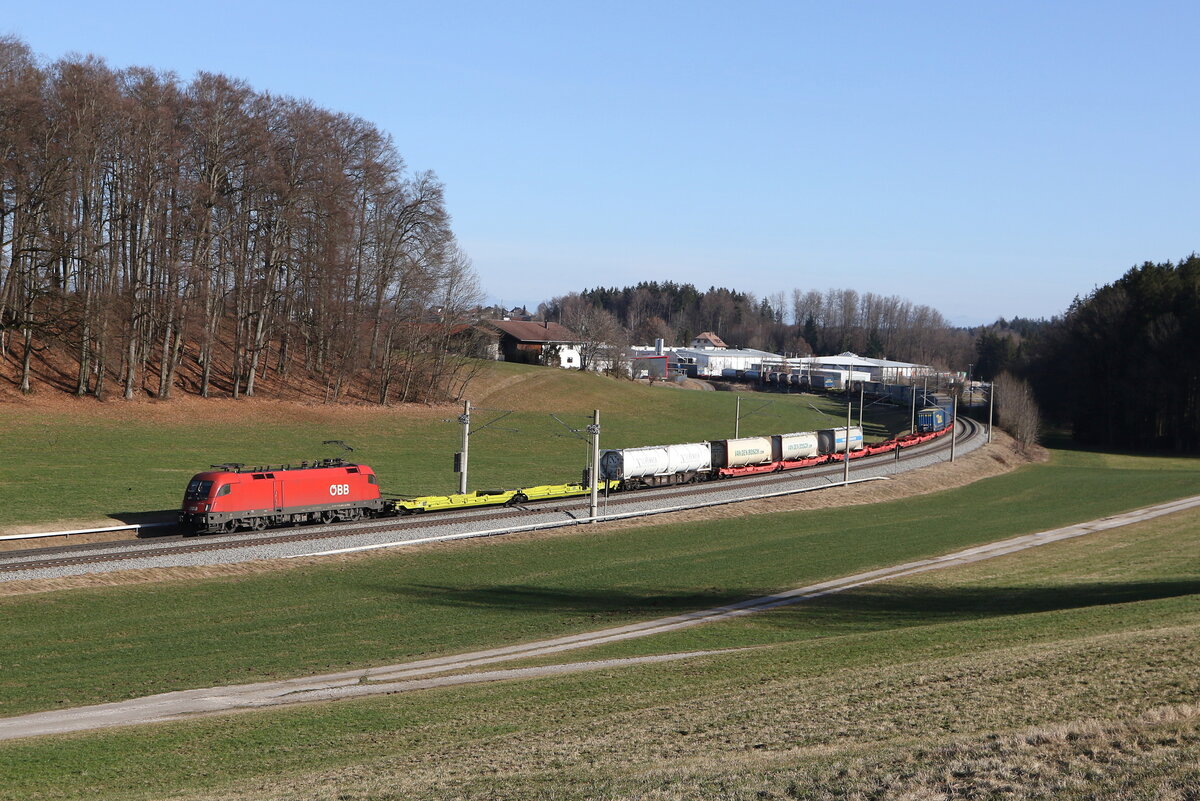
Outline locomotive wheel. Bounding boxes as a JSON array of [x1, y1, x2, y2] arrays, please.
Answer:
[[250, 518, 267, 531], [319, 510, 335, 524]]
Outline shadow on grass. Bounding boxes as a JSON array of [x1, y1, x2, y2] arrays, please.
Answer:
[[105, 509, 178, 536], [374, 583, 755, 617], [785, 579, 1200, 629], [371, 579, 1200, 629], [1037, 426, 1200, 460]]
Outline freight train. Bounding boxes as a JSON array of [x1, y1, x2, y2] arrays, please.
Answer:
[[178, 405, 954, 535], [599, 426, 863, 489]]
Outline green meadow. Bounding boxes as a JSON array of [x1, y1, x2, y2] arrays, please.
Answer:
[[0, 444, 1197, 799]]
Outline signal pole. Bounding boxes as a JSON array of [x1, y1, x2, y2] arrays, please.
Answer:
[[734, 395, 741, 439], [988, 383, 995, 444], [844, 393, 852, 484], [910, 381, 917, 433], [457, 400, 470, 494], [950, 393, 958, 462], [588, 409, 601, 522]]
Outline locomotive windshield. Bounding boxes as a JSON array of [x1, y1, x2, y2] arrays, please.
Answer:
[[184, 479, 213, 501]]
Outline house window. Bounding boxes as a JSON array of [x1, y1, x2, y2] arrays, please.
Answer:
[[566, 357, 574, 364]]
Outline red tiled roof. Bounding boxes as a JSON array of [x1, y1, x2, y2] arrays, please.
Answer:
[[693, 331, 728, 347], [486, 319, 581, 343]]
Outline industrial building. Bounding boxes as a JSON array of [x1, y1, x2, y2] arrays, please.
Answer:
[[628, 342, 937, 384]]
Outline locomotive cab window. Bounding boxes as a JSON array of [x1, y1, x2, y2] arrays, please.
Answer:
[[368, 474, 377, 484], [215, 484, 231, 497], [184, 479, 213, 501]]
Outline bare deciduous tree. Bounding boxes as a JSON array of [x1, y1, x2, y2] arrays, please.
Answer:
[[994, 371, 1041, 451], [0, 37, 477, 405]]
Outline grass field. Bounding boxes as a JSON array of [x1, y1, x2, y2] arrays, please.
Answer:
[[0, 443, 1197, 799], [0, 363, 910, 528], [1, 446, 1197, 717]]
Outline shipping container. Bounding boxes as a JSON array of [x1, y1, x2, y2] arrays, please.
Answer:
[[817, 426, 865, 454], [710, 436, 774, 469], [776, 431, 820, 461], [811, 369, 845, 391], [599, 442, 712, 483], [916, 407, 948, 432]]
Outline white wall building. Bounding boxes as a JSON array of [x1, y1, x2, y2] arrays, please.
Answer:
[[670, 347, 780, 377], [795, 352, 931, 382], [627, 345, 939, 384]]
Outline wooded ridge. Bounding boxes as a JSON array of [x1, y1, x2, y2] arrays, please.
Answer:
[[0, 36, 481, 404]]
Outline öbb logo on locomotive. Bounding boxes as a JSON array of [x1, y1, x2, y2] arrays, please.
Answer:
[[177, 393, 954, 536]]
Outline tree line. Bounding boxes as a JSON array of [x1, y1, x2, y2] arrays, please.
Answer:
[[1017, 256, 1200, 452], [0, 37, 481, 403], [539, 282, 975, 370], [966, 256, 1200, 452]]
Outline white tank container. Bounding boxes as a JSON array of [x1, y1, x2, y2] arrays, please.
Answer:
[[600, 447, 664, 480], [600, 443, 712, 480], [817, 426, 865, 453], [665, 442, 713, 474], [778, 431, 819, 460], [721, 437, 774, 468]]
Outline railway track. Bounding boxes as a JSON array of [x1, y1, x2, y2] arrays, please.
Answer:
[[0, 417, 982, 579]]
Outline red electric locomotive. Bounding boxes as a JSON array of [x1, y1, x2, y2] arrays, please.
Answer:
[[179, 458, 384, 534]]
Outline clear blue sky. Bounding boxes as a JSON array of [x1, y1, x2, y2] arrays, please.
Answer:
[[7, 1, 1199, 325]]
